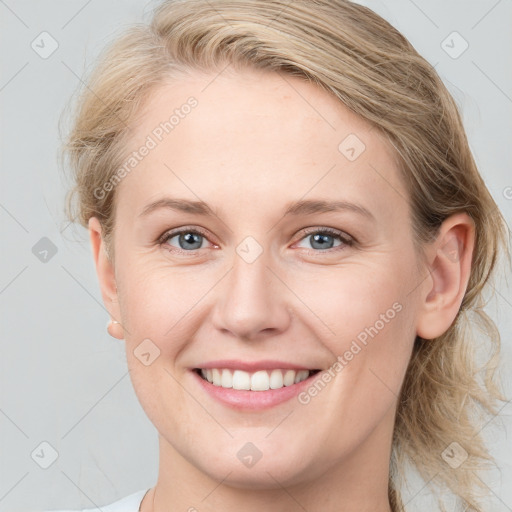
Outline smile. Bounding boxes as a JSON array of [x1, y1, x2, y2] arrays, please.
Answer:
[[195, 368, 320, 391]]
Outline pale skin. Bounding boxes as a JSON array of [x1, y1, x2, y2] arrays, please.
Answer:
[[88, 66, 475, 512]]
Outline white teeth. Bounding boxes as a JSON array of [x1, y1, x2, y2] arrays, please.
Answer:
[[199, 368, 312, 390], [212, 368, 221, 385], [283, 369, 296, 386], [232, 370, 251, 390], [221, 369, 233, 388], [251, 370, 270, 391], [269, 369, 283, 389]]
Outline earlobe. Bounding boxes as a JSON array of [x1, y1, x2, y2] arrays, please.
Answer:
[[88, 217, 123, 338], [415, 213, 475, 340], [106, 318, 124, 340]]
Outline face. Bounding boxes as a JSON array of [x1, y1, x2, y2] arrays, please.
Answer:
[[101, 67, 426, 489]]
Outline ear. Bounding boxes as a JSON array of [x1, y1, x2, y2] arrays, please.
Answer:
[[88, 217, 124, 340], [415, 212, 475, 340]]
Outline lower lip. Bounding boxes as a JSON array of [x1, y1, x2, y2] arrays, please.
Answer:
[[191, 370, 321, 410]]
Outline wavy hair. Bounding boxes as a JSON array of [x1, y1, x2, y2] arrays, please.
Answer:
[[61, 1, 511, 509]]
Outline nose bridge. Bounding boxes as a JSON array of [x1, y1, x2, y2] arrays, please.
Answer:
[[212, 239, 290, 339]]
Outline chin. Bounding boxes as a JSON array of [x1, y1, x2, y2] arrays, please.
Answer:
[[186, 441, 321, 490], [201, 462, 311, 490]]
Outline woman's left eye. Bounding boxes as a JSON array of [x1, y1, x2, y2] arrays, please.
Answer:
[[295, 228, 353, 252]]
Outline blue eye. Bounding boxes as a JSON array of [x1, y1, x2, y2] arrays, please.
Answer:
[[296, 228, 353, 251], [161, 229, 210, 252]]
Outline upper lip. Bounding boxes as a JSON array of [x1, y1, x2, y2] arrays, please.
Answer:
[[193, 360, 318, 371]]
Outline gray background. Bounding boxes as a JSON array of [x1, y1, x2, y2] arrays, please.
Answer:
[[1, 0, 511, 510]]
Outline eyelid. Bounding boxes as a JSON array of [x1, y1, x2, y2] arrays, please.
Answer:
[[296, 226, 354, 243], [292, 226, 355, 253]]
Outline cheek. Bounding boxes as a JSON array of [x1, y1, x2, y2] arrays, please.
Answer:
[[115, 262, 197, 421], [285, 257, 413, 344], [116, 258, 210, 337], [290, 265, 416, 459], [286, 256, 417, 404]]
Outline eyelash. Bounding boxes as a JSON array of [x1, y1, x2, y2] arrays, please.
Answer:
[[157, 226, 355, 255]]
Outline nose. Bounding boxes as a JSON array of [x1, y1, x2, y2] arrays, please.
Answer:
[[211, 248, 291, 341]]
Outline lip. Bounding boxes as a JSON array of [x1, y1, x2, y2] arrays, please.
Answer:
[[190, 367, 322, 410]]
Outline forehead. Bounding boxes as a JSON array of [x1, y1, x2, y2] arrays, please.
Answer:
[[115, 67, 408, 222]]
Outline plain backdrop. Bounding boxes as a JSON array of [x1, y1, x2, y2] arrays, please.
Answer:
[[1, 0, 511, 510]]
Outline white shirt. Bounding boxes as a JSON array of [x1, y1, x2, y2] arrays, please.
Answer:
[[48, 488, 151, 512]]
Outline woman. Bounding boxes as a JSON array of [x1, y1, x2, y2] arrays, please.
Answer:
[[58, 0, 510, 510]]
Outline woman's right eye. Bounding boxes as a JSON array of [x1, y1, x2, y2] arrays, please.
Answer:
[[159, 228, 213, 253]]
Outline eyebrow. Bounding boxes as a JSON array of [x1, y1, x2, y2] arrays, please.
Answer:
[[140, 198, 213, 217], [283, 199, 374, 220], [139, 197, 374, 220]]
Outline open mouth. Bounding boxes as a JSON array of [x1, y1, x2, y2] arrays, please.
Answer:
[[194, 368, 321, 391]]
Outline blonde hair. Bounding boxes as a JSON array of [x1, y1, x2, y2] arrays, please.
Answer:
[[62, 1, 511, 509]]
